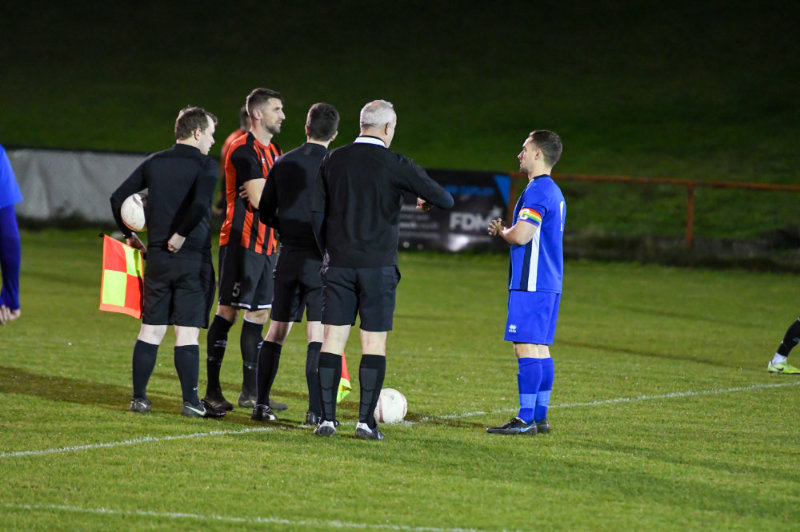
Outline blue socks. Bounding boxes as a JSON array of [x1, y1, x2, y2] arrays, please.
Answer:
[[535, 357, 554, 422], [517, 358, 542, 423], [0, 204, 21, 310]]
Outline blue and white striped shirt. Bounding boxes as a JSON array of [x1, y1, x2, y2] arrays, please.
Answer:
[[508, 175, 565, 293]]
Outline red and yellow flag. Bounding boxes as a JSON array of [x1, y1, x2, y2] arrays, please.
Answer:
[[337, 351, 351, 403], [99, 235, 144, 318]]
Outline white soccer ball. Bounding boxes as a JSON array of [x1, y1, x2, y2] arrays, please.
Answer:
[[121, 193, 146, 232], [374, 387, 407, 424]]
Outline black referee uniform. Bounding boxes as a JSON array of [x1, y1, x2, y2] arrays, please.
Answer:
[[110, 142, 218, 415], [256, 142, 328, 418], [111, 143, 218, 327], [311, 135, 454, 427]]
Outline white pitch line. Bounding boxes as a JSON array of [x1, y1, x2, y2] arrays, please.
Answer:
[[3, 380, 799, 459], [417, 380, 800, 421], [0, 503, 479, 532], [0, 426, 276, 459]]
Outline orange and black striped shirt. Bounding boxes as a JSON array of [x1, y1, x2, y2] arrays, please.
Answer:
[[219, 132, 281, 254]]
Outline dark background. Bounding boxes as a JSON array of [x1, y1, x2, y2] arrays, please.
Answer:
[[2, 0, 799, 245]]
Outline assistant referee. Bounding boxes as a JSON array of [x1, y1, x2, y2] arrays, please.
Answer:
[[110, 106, 224, 419], [311, 99, 454, 440]]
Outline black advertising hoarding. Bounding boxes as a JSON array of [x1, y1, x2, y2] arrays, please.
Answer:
[[400, 169, 512, 252]]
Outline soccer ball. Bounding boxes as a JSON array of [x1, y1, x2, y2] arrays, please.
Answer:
[[374, 388, 407, 424], [121, 193, 146, 232]]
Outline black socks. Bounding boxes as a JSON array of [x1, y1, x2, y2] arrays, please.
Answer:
[[174, 345, 201, 405], [132, 340, 159, 400], [240, 320, 264, 397], [256, 341, 282, 406], [318, 352, 342, 422], [358, 355, 386, 428], [306, 342, 322, 415], [777, 317, 800, 357], [205, 315, 233, 394]]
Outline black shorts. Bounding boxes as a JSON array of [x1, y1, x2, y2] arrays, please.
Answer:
[[217, 244, 275, 310], [320, 265, 400, 332], [142, 249, 215, 328], [271, 248, 323, 323]]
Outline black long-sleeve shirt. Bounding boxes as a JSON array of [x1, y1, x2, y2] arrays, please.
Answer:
[[110, 143, 218, 255], [258, 142, 326, 252], [312, 136, 454, 268]]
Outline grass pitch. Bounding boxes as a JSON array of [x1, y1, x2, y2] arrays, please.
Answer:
[[2, 230, 800, 530]]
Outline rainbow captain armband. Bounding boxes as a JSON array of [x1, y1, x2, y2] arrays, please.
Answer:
[[518, 207, 542, 226]]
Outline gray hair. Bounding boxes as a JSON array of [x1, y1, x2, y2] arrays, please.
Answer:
[[360, 100, 396, 129]]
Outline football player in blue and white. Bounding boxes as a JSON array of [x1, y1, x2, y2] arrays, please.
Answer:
[[487, 130, 565, 435]]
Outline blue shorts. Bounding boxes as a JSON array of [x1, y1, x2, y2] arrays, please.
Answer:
[[504, 290, 561, 345]]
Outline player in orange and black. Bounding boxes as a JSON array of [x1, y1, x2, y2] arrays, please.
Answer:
[[203, 88, 288, 412], [212, 105, 250, 221]]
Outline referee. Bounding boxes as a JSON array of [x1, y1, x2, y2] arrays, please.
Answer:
[[311, 99, 454, 439], [110, 106, 224, 418], [250, 103, 340, 424]]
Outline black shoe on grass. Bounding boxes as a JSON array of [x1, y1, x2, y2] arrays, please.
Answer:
[[251, 404, 277, 422], [536, 419, 551, 434], [269, 399, 288, 411], [314, 420, 337, 437], [354, 422, 385, 441], [305, 411, 320, 426], [238, 392, 256, 409], [202, 392, 233, 411], [201, 400, 227, 418], [182, 401, 226, 418], [487, 417, 538, 435], [130, 397, 152, 414]]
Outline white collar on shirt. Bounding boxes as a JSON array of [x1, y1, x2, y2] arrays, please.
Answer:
[[354, 136, 386, 147]]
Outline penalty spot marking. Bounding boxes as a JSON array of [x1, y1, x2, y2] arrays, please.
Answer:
[[2, 380, 798, 459], [1, 503, 478, 532]]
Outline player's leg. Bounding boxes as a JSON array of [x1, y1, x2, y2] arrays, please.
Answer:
[[131, 256, 172, 413], [534, 294, 560, 433], [252, 250, 306, 420], [488, 291, 555, 435], [204, 245, 239, 409], [251, 319, 292, 421], [353, 266, 399, 441], [315, 266, 357, 436], [305, 320, 324, 425], [301, 257, 325, 425], [237, 252, 274, 408], [0, 204, 22, 324], [174, 325, 203, 415], [316, 324, 350, 435], [204, 305, 237, 408], [130, 324, 167, 413], [173, 265, 225, 419], [768, 317, 800, 374], [355, 331, 387, 440]]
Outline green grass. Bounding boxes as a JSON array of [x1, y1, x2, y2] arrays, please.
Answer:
[[2, 1, 800, 240], [2, 230, 799, 530]]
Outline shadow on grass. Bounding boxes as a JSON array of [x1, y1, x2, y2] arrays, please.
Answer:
[[612, 305, 759, 329], [0, 365, 133, 410], [560, 341, 735, 368]]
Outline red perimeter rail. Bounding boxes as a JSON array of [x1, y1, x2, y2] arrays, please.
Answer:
[[508, 172, 800, 249]]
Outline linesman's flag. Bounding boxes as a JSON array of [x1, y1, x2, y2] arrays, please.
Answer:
[[99, 235, 144, 318], [337, 352, 351, 403]]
